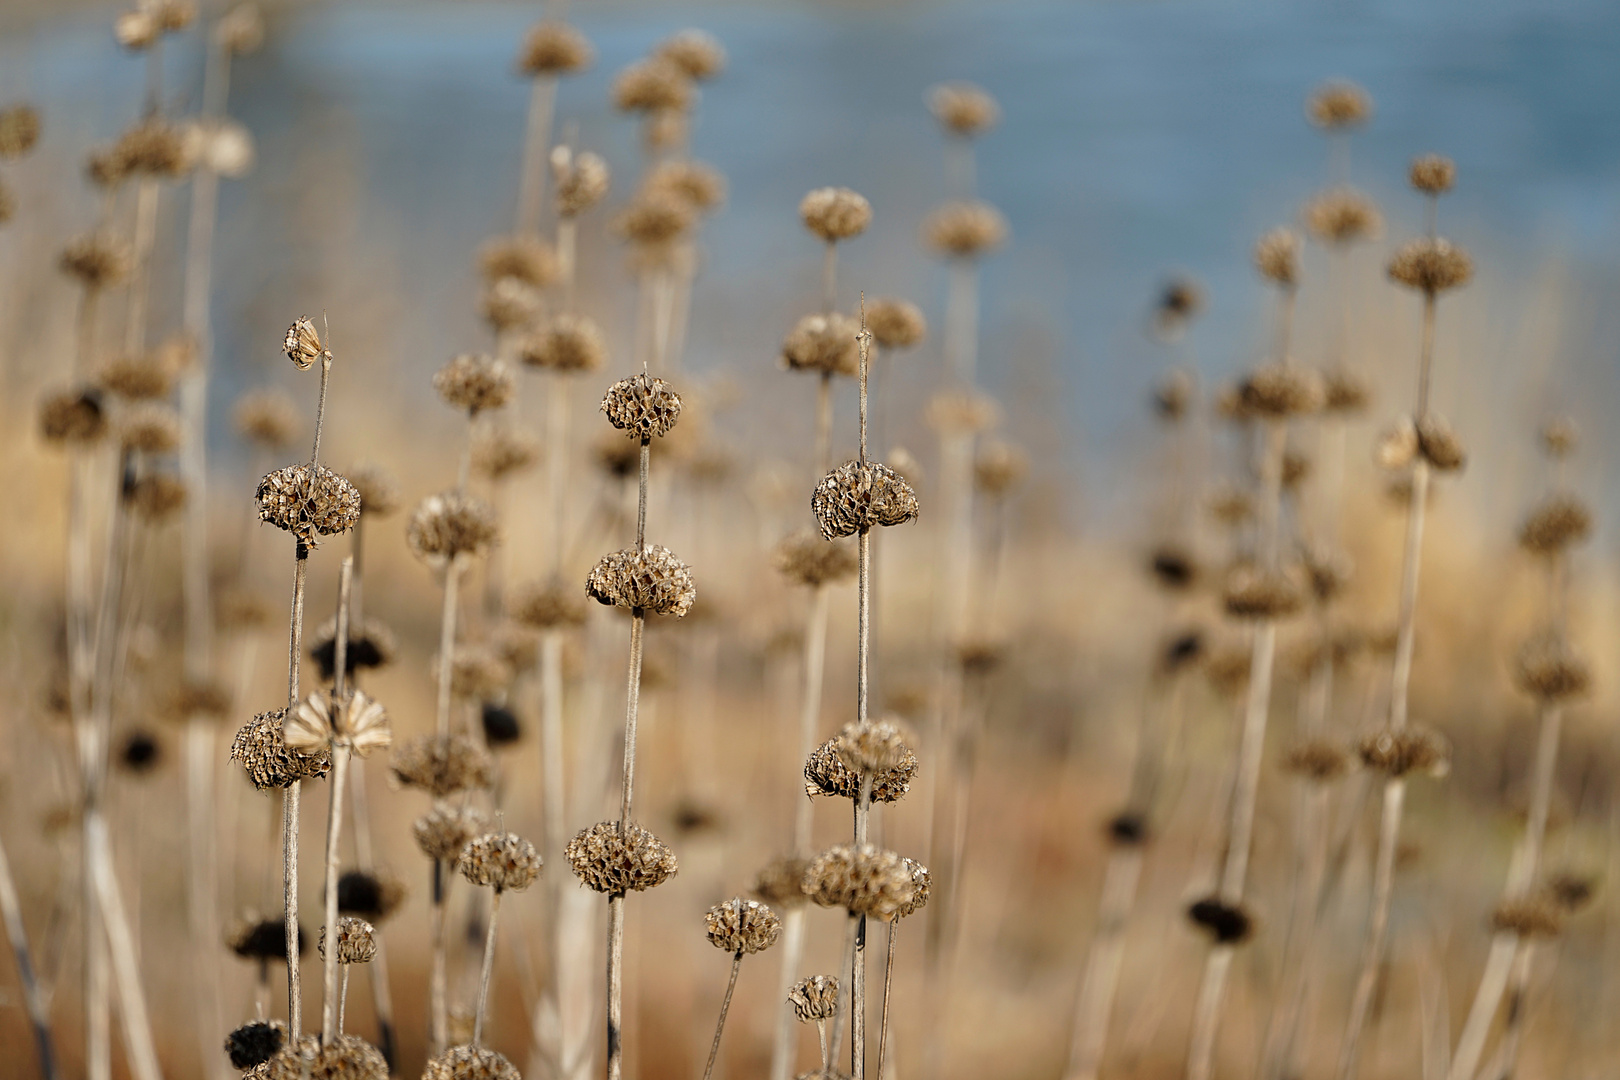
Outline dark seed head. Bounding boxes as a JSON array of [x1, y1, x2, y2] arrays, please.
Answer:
[[225, 1020, 285, 1070], [481, 703, 523, 747], [1187, 897, 1254, 944], [1107, 812, 1148, 846]]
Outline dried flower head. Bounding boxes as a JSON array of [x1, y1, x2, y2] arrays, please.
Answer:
[[318, 917, 377, 965], [257, 465, 362, 546], [645, 159, 727, 214], [60, 232, 131, 289], [706, 897, 781, 954], [1490, 898, 1563, 939], [228, 914, 307, 960], [1304, 187, 1383, 246], [552, 148, 611, 217], [974, 440, 1028, 496], [226, 1020, 286, 1070], [1415, 413, 1467, 472], [804, 844, 916, 920], [1187, 897, 1254, 944], [1306, 81, 1372, 130], [1236, 363, 1324, 418], [781, 313, 860, 377], [520, 313, 607, 373], [835, 719, 914, 777], [788, 975, 839, 1022], [1388, 237, 1472, 294], [511, 577, 588, 629], [260, 1034, 387, 1080], [447, 646, 514, 701], [1539, 417, 1578, 459], [863, 298, 926, 350], [481, 703, 523, 747], [117, 118, 195, 177], [479, 235, 557, 289], [230, 708, 331, 790], [481, 276, 541, 333], [894, 859, 931, 920], [1409, 154, 1456, 195], [926, 388, 1001, 435], [458, 832, 542, 892], [804, 736, 916, 803], [118, 404, 182, 455], [1358, 726, 1451, 778], [233, 389, 300, 449], [811, 461, 920, 540], [600, 373, 682, 439], [566, 821, 679, 894], [39, 388, 107, 446], [115, 10, 159, 49], [585, 545, 697, 617], [411, 805, 490, 863], [614, 192, 696, 253], [217, 4, 266, 55], [613, 57, 693, 113], [774, 530, 859, 587], [1323, 369, 1370, 413], [286, 689, 392, 757], [0, 105, 42, 159], [924, 199, 1007, 259], [472, 425, 542, 482], [798, 186, 872, 244], [1283, 739, 1353, 782], [423, 1046, 520, 1080], [97, 352, 174, 401], [434, 354, 515, 416], [128, 474, 188, 522], [348, 465, 399, 518], [753, 857, 811, 908], [1254, 227, 1301, 287], [392, 734, 494, 798], [928, 82, 999, 137], [283, 317, 326, 370], [656, 29, 726, 80], [1223, 564, 1306, 620], [407, 492, 499, 565], [1518, 494, 1592, 555], [1514, 631, 1591, 702], [337, 869, 407, 923], [519, 21, 593, 76]]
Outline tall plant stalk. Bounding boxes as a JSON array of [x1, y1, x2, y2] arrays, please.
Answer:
[[319, 559, 356, 1044], [0, 828, 56, 1080]]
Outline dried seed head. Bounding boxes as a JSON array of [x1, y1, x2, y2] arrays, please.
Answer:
[[585, 545, 697, 617], [458, 831, 543, 892], [800, 187, 872, 243], [348, 465, 400, 518], [615, 190, 696, 250], [226, 1020, 286, 1070], [753, 857, 811, 907], [447, 645, 514, 701], [171, 680, 232, 720], [804, 844, 916, 920], [260, 1034, 387, 1080], [118, 731, 161, 773], [115, 10, 159, 49], [318, 916, 377, 964], [1187, 897, 1254, 944], [1409, 154, 1456, 195], [519, 21, 593, 76], [974, 440, 1028, 496], [835, 719, 915, 777], [1283, 739, 1353, 782], [423, 1046, 520, 1080], [1518, 494, 1592, 555], [1539, 417, 1578, 459], [39, 388, 107, 446], [1158, 628, 1205, 674], [706, 897, 781, 954], [645, 159, 727, 214], [928, 82, 999, 137], [117, 403, 181, 455], [283, 317, 325, 370], [1304, 187, 1383, 246], [924, 199, 1007, 259], [287, 689, 392, 758], [1153, 368, 1194, 421], [434, 354, 515, 416], [1388, 237, 1472, 295], [1253, 227, 1301, 287], [489, 621, 541, 675], [407, 492, 500, 565], [0, 104, 41, 159], [472, 425, 542, 482], [257, 464, 362, 545], [1323, 369, 1370, 413], [216, 587, 273, 631], [614, 57, 693, 113], [927, 389, 1002, 436], [600, 373, 682, 439], [479, 235, 557, 289], [811, 461, 920, 540], [788, 975, 839, 1022], [337, 869, 406, 923], [1358, 726, 1451, 778], [781, 313, 860, 377], [1542, 873, 1598, 915], [233, 389, 300, 449], [1514, 631, 1591, 702], [481, 276, 541, 333], [411, 805, 490, 863], [1490, 898, 1562, 939], [116, 118, 194, 177], [60, 232, 131, 289], [482, 702, 524, 746], [1223, 564, 1306, 620], [593, 433, 640, 480], [1149, 544, 1199, 591], [217, 4, 266, 55], [392, 734, 494, 798], [1375, 416, 1419, 471], [511, 577, 588, 629], [565, 821, 679, 894], [957, 637, 1006, 676], [774, 530, 858, 587], [228, 914, 307, 960], [1155, 277, 1204, 336], [1236, 363, 1324, 418], [894, 859, 931, 920], [520, 313, 608, 373], [193, 117, 256, 177], [656, 29, 726, 80], [127, 474, 188, 522], [864, 297, 926, 350], [97, 352, 174, 401], [1416, 413, 1467, 471], [804, 736, 916, 803], [230, 708, 331, 790], [1306, 81, 1372, 130], [552, 148, 611, 217], [1107, 812, 1149, 846]]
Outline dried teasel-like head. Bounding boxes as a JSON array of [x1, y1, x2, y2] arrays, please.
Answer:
[[1415, 413, 1466, 472], [656, 29, 726, 81], [283, 316, 327, 370], [924, 199, 1007, 259], [804, 844, 917, 920], [434, 354, 515, 416], [233, 389, 301, 449], [705, 897, 781, 954], [1514, 631, 1591, 702], [894, 859, 931, 920], [834, 718, 915, 778], [1283, 739, 1353, 782], [423, 1046, 520, 1080], [645, 159, 728, 215], [127, 474, 188, 523], [1186, 897, 1254, 944], [1235, 363, 1324, 418], [511, 577, 588, 630], [811, 461, 920, 540], [1223, 564, 1305, 621], [1409, 154, 1456, 195], [781, 313, 860, 377], [348, 465, 400, 518], [613, 57, 693, 114], [788, 975, 839, 1022], [928, 82, 999, 137], [260, 1034, 387, 1080], [753, 856, 811, 908], [1518, 494, 1592, 556], [800, 187, 872, 243], [520, 313, 608, 373], [226, 1020, 286, 1071], [774, 530, 858, 588], [1306, 80, 1372, 130], [230, 708, 332, 790], [337, 869, 407, 924], [552, 148, 611, 217], [0, 104, 41, 160], [392, 734, 493, 798], [411, 804, 490, 863], [1304, 187, 1383, 247], [119, 403, 183, 455], [481, 276, 541, 333], [565, 821, 679, 895], [864, 297, 926, 350], [60, 232, 132, 290], [805, 736, 916, 803], [974, 440, 1028, 497], [1322, 368, 1370, 414], [585, 545, 697, 617], [1490, 898, 1563, 939], [471, 425, 542, 483], [1358, 726, 1451, 778], [458, 831, 542, 892], [318, 916, 377, 965], [1388, 238, 1472, 295], [257, 465, 362, 546], [39, 388, 107, 447], [478, 235, 557, 289], [1253, 227, 1301, 288], [600, 373, 682, 439], [447, 645, 514, 701], [407, 492, 499, 566], [518, 20, 593, 77]]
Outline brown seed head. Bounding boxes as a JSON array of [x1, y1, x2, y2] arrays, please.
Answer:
[[423, 1046, 520, 1080], [170, 679, 232, 720], [152, 1, 196, 33], [230, 708, 331, 790], [1223, 564, 1306, 621], [706, 897, 781, 954], [392, 734, 494, 798], [799, 187, 872, 243], [781, 312, 860, 377], [585, 545, 697, 617], [337, 869, 408, 923], [593, 433, 640, 480], [479, 235, 557, 289], [1409, 154, 1456, 195], [283, 317, 326, 370], [924, 199, 1007, 259], [447, 645, 514, 701], [411, 805, 490, 862], [115, 10, 159, 49], [788, 976, 839, 1022], [753, 857, 811, 907], [226, 1019, 286, 1071], [1154, 368, 1194, 421], [119, 404, 182, 454], [1388, 237, 1472, 294], [261, 1035, 387, 1080], [864, 298, 926, 349], [216, 587, 273, 632], [1237, 363, 1324, 418], [257, 464, 362, 545], [1518, 494, 1592, 556], [565, 821, 679, 894], [60, 232, 131, 290], [40, 388, 107, 446], [1514, 631, 1591, 702], [488, 622, 540, 675], [116, 118, 194, 178], [1149, 544, 1199, 591], [0, 104, 41, 160], [804, 844, 917, 920], [347, 465, 399, 518], [811, 461, 920, 540], [600, 373, 682, 439], [233, 389, 300, 449], [645, 159, 727, 214], [552, 148, 611, 217], [128, 474, 188, 522], [656, 29, 726, 81], [511, 577, 588, 630], [472, 425, 542, 482], [97, 352, 175, 401], [1304, 187, 1383, 247], [1539, 417, 1578, 459], [1253, 227, 1301, 287], [1415, 413, 1467, 471], [318, 917, 377, 965], [217, 4, 266, 55], [407, 492, 499, 565], [774, 529, 858, 587], [1306, 81, 1372, 130], [804, 736, 916, 803], [835, 719, 914, 777], [894, 859, 931, 920], [613, 57, 693, 113], [1283, 739, 1353, 782], [1358, 726, 1451, 778], [519, 21, 593, 76], [1490, 898, 1563, 939], [518, 313, 605, 373], [458, 831, 542, 892], [1322, 368, 1371, 413], [928, 82, 999, 137], [481, 276, 541, 333], [974, 440, 1028, 496], [434, 354, 515, 416], [1208, 486, 1253, 527], [1187, 897, 1254, 944]]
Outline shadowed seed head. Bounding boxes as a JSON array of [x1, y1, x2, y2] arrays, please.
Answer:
[[458, 831, 542, 891], [753, 857, 811, 908], [1388, 238, 1472, 294], [585, 545, 696, 616], [923, 199, 1007, 259], [127, 474, 188, 522], [1283, 739, 1353, 782], [1187, 897, 1254, 944], [511, 577, 588, 629], [1491, 898, 1563, 939], [773, 530, 859, 587], [120, 403, 183, 454], [1223, 564, 1306, 620], [233, 389, 301, 449], [656, 29, 726, 80], [472, 426, 542, 482], [1514, 631, 1591, 702], [1409, 154, 1456, 195], [521, 313, 608, 373], [481, 276, 541, 333], [1519, 494, 1592, 555], [40, 388, 107, 446], [318, 917, 377, 965], [1304, 187, 1382, 246], [337, 869, 407, 923], [226, 1020, 285, 1070], [1358, 726, 1451, 778], [228, 915, 308, 961], [928, 82, 999, 136], [706, 898, 781, 954], [59, 233, 130, 289], [1307, 80, 1372, 130], [601, 373, 682, 438], [479, 235, 557, 289], [565, 821, 679, 894], [519, 21, 593, 77], [348, 465, 400, 517], [392, 734, 494, 798], [0, 104, 41, 159], [974, 440, 1028, 496]]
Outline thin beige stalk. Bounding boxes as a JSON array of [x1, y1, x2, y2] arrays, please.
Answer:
[[516, 77, 559, 237], [122, 179, 160, 355], [435, 565, 462, 738], [1481, 942, 1537, 1080], [701, 947, 744, 1080], [0, 828, 56, 1080], [822, 242, 838, 313], [319, 559, 355, 1044], [768, 909, 810, 1080], [87, 815, 162, 1080], [876, 918, 901, 1080], [1062, 845, 1145, 1080], [430, 859, 449, 1053], [606, 894, 626, 1080], [474, 890, 504, 1047]]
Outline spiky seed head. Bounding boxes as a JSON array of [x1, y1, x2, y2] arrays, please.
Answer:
[[336, 869, 406, 923], [1388, 237, 1472, 294], [434, 354, 515, 416], [1322, 369, 1370, 413], [411, 805, 489, 863], [481, 276, 541, 333], [60, 232, 131, 290], [39, 388, 107, 446], [1187, 897, 1254, 944], [348, 465, 399, 518], [479, 235, 557, 289], [804, 736, 916, 803], [1518, 494, 1592, 555], [407, 492, 499, 565], [392, 734, 494, 798], [656, 29, 726, 80], [423, 1046, 521, 1080], [257, 464, 362, 545], [1306, 81, 1372, 130], [511, 577, 588, 629], [472, 426, 541, 482], [458, 832, 542, 892], [835, 719, 914, 777], [1236, 363, 1324, 418], [1304, 187, 1383, 246], [1223, 564, 1306, 620], [753, 857, 811, 907], [552, 148, 611, 217], [260, 1034, 388, 1080], [974, 440, 1028, 496], [230, 708, 331, 790], [1514, 632, 1591, 702], [924, 199, 1007, 259], [601, 373, 682, 439], [1358, 726, 1451, 778], [565, 821, 679, 894], [1253, 227, 1301, 287], [774, 530, 858, 587], [127, 474, 188, 522], [645, 159, 728, 214], [706, 898, 781, 954], [1490, 898, 1563, 939], [1539, 417, 1578, 459], [217, 4, 266, 55], [1409, 154, 1456, 195], [0, 105, 41, 159], [284, 317, 325, 370], [226, 1020, 286, 1070], [811, 461, 920, 540], [1415, 413, 1467, 471], [585, 545, 697, 617], [233, 389, 300, 449], [1283, 739, 1353, 781], [804, 844, 917, 920], [613, 57, 693, 113], [319, 917, 377, 965], [894, 859, 931, 919], [118, 403, 182, 454], [788, 975, 839, 1022], [781, 313, 860, 377], [928, 82, 999, 136], [799, 187, 871, 243], [520, 313, 607, 373], [519, 21, 593, 76]]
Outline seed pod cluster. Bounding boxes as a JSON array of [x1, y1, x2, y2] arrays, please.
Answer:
[[704, 898, 781, 954], [811, 461, 919, 540], [565, 821, 679, 895], [585, 545, 696, 617]]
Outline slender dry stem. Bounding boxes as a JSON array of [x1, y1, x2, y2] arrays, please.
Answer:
[[0, 828, 56, 1080], [474, 890, 504, 1047], [700, 949, 744, 1080], [319, 558, 355, 1044]]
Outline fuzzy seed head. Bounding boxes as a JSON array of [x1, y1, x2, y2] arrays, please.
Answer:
[[337, 869, 407, 923], [804, 844, 916, 920], [1409, 154, 1456, 195], [601, 373, 682, 439], [481, 276, 541, 333], [1149, 544, 1199, 591], [520, 313, 608, 373], [834, 719, 914, 777], [115, 10, 159, 49], [789, 975, 839, 1022], [458, 831, 542, 892], [116, 120, 196, 179], [1491, 898, 1562, 939], [565, 821, 679, 894], [171, 680, 232, 720], [0, 105, 41, 160], [233, 389, 300, 449], [616, 190, 696, 250], [392, 734, 494, 798], [1358, 726, 1451, 778], [1415, 413, 1467, 471], [1304, 187, 1382, 246], [1514, 631, 1591, 702], [479, 236, 557, 289], [1283, 739, 1353, 782], [1187, 897, 1254, 944], [924, 199, 1007, 259], [1153, 368, 1194, 421], [753, 857, 811, 907], [217, 5, 266, 55], [585, 545, 697, 617], [863, 298, 926, 349], [1223, 564, 1306, 621], [1323, 369, 1370, 413], [260, 1035, 387, 1080], [216, 587, 273, 631], [39, 388, 107, 446], [646, 159, 728, 214], [552, 149, 611, 217], [127, 474, 188, 522], [434, 354, 515, 416], [925, 388, 1000, 435], [613, 57, 693, 114], [1236, 363, 1324, 418], [811, 461, 920, 540], [60, 232, 131, 290], [804, 736, 916, 803], [411, 805, 490, 863], [519, 21, 593, 76], [319, 916, 377, 964], [447, 645, 514, 701], [472, 425, 542, 482], [1518, 494, 1592, 555], [974, 440, 1028, 496], [230, 708, 331, 790], [118, 403, 182, 454], [800, 187, 872, 243], [348, 465, 400, 518], [424, 1046, 521, 1080], [1254, 227, 1301, 287], [656, 29, 726, 81], [1306, 81, 1372, 130], [1388, 237, 1472, 294], [781, 313, 860, 377], [511, 577, 588, 629], [1539, 417, 1578, 459], [706, 897, 781, 954], [774, 530, 858, 587], [97, 352, 172, 401], [407, 492, 499, 565], [257, 464, 362, 545], [928, 82, 999, 137], [226, 1020, 285, 1070]]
